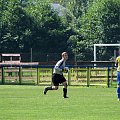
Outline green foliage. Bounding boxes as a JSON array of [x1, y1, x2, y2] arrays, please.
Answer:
[[24, 1, 75, 53], [76, 0, 120, 61], [1, 0, 20, 52], [0, 0, 75, 55], [57, 0, 94, 18], [0, 0, 120, 61]]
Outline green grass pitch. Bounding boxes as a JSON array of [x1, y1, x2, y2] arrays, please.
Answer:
[[0, 85, 119, 120]]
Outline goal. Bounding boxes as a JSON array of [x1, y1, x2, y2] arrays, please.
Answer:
[[94, 44, 120, 61]]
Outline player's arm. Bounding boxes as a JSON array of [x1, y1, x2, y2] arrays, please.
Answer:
[[55, 61, 69, 73], [54, 61, 64, 72], [115, 58, 118, 67], [55, 66, 63, 71]]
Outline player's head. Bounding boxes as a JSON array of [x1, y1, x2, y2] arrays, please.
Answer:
[[62, 52, 68, 60]]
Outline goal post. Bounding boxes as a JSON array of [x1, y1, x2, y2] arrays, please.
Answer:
[[94, 44, 120, 61]]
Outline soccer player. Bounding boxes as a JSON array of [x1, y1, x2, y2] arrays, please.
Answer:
[[44, 52, 69, 98], [115, 49, 120, 101]]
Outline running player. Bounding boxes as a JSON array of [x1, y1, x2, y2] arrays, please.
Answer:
[[44, 52, 69, 98], [115, 49, 120, 101]]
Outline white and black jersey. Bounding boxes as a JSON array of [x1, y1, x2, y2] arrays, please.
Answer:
[[53, 58, 66, 75]]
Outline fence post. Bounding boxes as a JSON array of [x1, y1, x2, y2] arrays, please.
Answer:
[[68, 69, 71, 85], [37, 67, 40, 85], [107, 67, 110, 88], [87, 67, 90, 87], [1, 67, 5, 84], [19, 67, 22, 85], [110, 68, 113, 86]]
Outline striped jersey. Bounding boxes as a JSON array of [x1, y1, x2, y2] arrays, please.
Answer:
[[116, 56, 120, 71], [53, 58, 66, 75]]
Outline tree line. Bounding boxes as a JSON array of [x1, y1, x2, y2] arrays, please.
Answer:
[[0, 0, 120, 62]]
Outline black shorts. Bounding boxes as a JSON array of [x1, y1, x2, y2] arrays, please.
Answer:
[[52, 73, 66, 86]]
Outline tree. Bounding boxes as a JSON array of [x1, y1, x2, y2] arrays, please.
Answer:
[[24, 1, 75, 54], [0, 0, 75, 56], [76, 0, 120, 61], [0, 0, 21, 52]]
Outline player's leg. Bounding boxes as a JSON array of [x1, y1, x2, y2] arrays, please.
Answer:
[[116, 85, 120, 101], [44, 85, 59, 95], [44, 74, 59, 95], [62, 81, 68, 98], [60, 75, 68, 98], [116, 72, 120, 101]]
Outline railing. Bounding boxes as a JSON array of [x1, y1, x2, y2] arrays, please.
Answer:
[[0, 65, 117, 87]]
